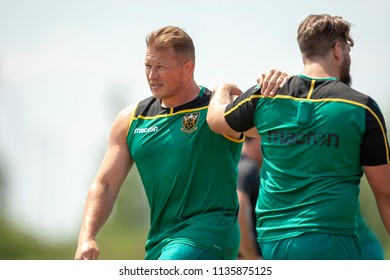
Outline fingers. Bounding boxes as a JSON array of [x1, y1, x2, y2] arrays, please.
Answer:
[[75, 241, 100, 260], [230, 84, 243, 96], [213, 83, 243, 97], [278, 72, 290, 88], [256, 73, 265, 86], [257, 69, 290, 97], [261, 69, 282, 97], [75, 248, 100, 260], [224, 83, 242, 96], [91, 248, 100, 260]]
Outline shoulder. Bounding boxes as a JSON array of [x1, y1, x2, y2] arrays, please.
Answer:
[[111, 103, 138, 139], [331, 83, 386, 118], [116, 103, 138, 123], [327, 81, 371, 105]]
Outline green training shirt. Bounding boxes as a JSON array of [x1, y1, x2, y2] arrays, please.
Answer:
[[127, 86, 243, 259], [224, 75, 390, 243]]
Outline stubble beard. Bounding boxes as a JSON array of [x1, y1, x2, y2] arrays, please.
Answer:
[[340, 57, 352, 87]]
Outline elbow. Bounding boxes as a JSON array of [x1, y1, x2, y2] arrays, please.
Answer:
[[206, 113, 225, 135], [206, 113, 218, 132]]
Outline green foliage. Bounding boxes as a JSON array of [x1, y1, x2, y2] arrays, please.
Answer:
[[0, 167, 150, 260], [0, 216, 148, 259], [0, 218, 75, 259]]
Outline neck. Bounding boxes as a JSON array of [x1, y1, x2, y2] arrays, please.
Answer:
[[161, 81, 200, 108], [301, 57, 339, 79]]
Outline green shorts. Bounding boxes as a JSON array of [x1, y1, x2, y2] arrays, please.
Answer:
[[157, 242, 224, 260], [260, 232, 362, 260], [360, 237, 384, 260]]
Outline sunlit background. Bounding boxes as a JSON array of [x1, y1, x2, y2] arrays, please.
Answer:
[[1, 0, 389, 259]]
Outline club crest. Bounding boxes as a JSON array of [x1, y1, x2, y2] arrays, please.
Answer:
[[181, 112, 199, 133]]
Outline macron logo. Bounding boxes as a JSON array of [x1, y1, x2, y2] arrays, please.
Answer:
[[133, 126, 159, 134]]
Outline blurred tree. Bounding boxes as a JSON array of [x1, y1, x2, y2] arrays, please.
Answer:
[[0, 153, 6, 217], [0, 218, 75, 259], [0, 167, 149, 260]]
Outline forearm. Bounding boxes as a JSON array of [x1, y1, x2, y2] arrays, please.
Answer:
[[374, 194, 390, 234], [239, 229, 262, 259], [78, 181, 119, 242], [364, 164, 390, 235]]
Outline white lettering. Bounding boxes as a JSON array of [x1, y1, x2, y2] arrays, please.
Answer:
[[134, 126, 159, 134]]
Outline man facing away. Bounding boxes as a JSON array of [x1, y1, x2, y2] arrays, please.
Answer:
[[207, 14, 390, 260], [237, 138, 385, 260]]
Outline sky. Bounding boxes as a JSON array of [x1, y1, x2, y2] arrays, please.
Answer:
[[0, 0, 389, 242]]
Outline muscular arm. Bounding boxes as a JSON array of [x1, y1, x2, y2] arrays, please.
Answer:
[[364, 164, 390, 235], [207, 83, 243, 136], [207, 70, 289, 136], [75, 105, 136, 260]]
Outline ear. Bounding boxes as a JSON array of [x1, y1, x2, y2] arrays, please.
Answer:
[[183, 60, 195, 75], [333, 42, 343, 62]]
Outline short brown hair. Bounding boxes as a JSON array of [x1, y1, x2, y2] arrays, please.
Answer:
[[146, 26, 195, 62], [297, 14, 354, 59]]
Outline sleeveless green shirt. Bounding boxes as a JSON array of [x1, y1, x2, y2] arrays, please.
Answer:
[[127, 87, 243, 259]]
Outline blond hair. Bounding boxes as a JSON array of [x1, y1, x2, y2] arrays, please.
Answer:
[[146, 26, 195, 62]]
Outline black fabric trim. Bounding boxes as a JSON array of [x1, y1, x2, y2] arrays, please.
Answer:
[[224, 85, 259, 132], [361, 98, 390, 165], [134, 88, 212, 118]]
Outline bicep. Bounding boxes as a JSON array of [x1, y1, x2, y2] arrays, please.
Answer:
[[95, 106, 135, 193], [207, 104, 240, 136], [95, 139, 133, 193], [224, 86, 259, 132]]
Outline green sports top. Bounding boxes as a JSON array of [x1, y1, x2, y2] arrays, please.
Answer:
[[127, 86, 243, 259], [224, 75, 390, 243]]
